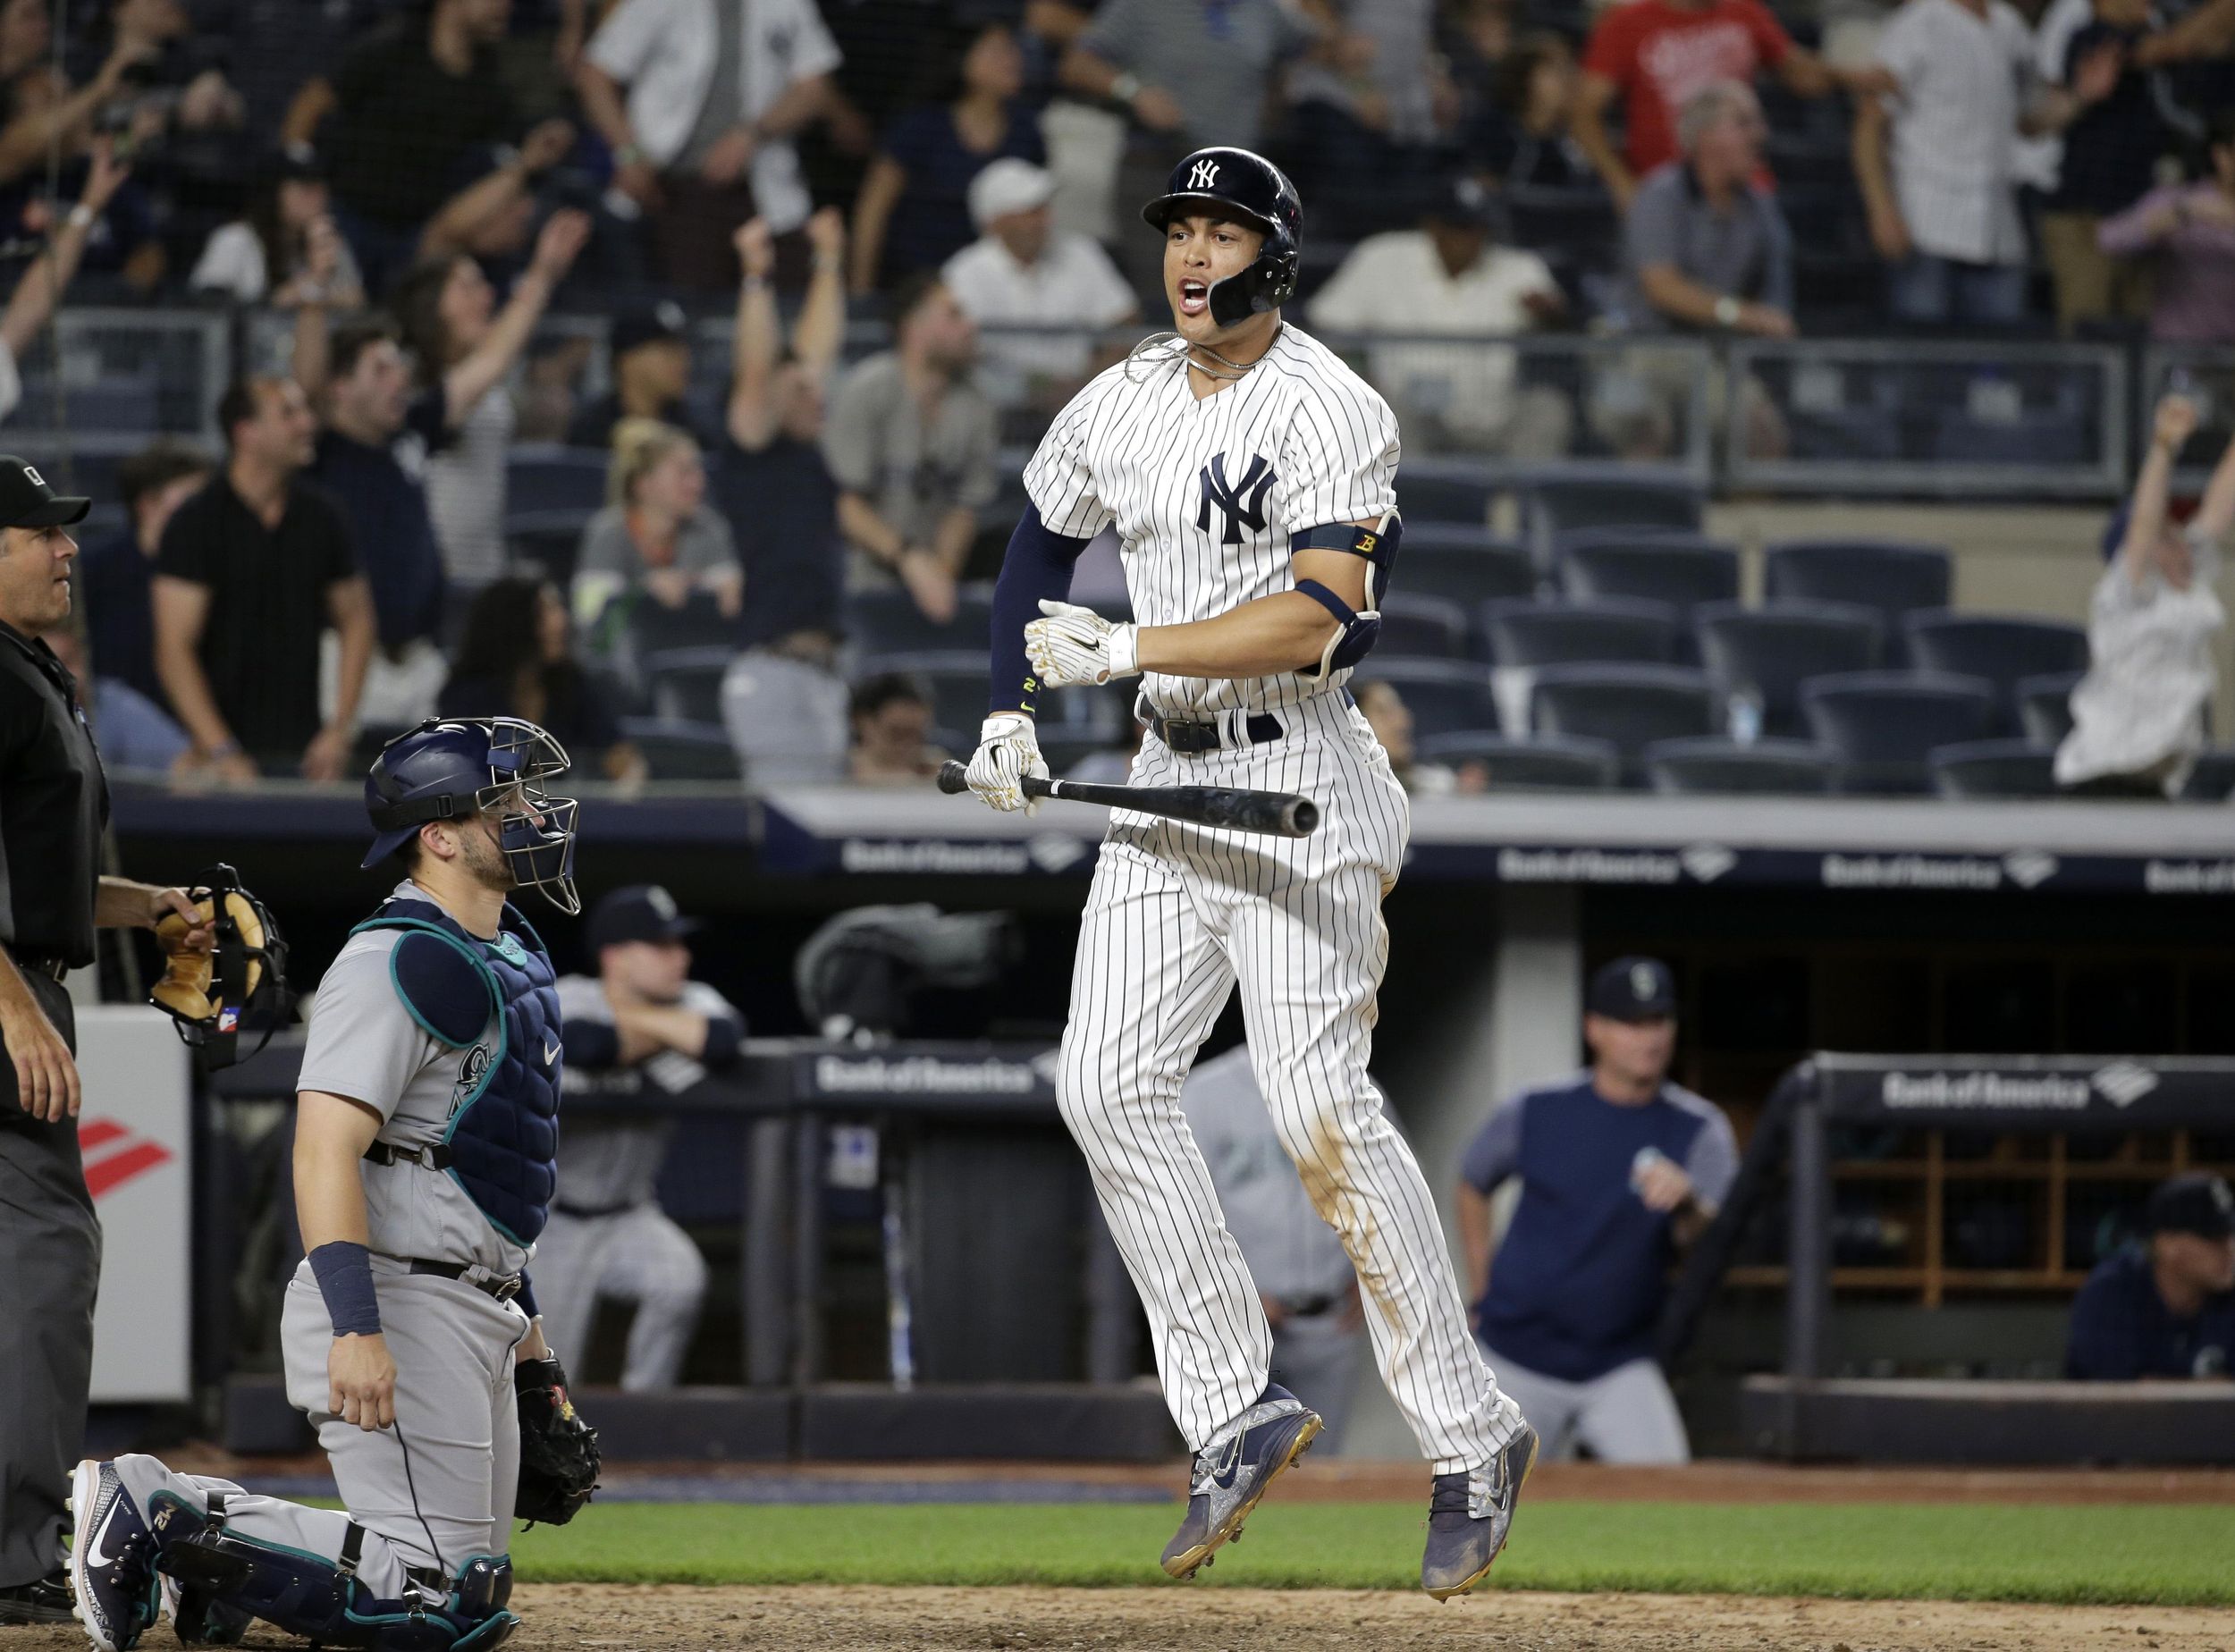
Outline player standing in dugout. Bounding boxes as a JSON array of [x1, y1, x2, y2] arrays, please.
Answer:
[[964, 148, 1539, 1599], [0, 458, 227, 1628]]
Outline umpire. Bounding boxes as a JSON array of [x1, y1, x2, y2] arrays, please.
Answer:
[[0, 457, 210, 1624]]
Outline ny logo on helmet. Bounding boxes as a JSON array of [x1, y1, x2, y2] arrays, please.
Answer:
[[1188, 158, 1219, 190], [1197, 451, 1275, 546]]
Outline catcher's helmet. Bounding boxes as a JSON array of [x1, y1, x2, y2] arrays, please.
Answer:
[[362, 717, 581, 914], [1142, 146, 1303, 328], [149, 864, 288, 1071]]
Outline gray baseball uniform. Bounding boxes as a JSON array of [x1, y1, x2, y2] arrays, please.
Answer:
[[528, 975, 739, 1389], [123, 884, 533, 1580], [1180, 1046, 1367, 1448]]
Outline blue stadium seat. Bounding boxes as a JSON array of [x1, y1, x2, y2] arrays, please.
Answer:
[[1644, 737, 1838, 795], [1761, 540, 1951, 666], [1416, 731, 1619, 791], [505, 510, 590, 585], [641, 646, 738, 723], [1374, 592, 1470, 659], [1695, 601, 1881, 739], [1522, 468, 1704, 553], [2018, 670, 2083, 748], [1352, 659, 1499, 739], [1400, 529, 1539, 619], [507, 444, 611, 514], [1557, 535, 1740, 628], [1930, 409, 2089, 467], [1801, 671, 1995, 794], [844, 586, 997, 657], [1929, 738, 2061, 799], [1903, 612, 2089, 735], [1528, 663, 1718, 784], [1395, 459, 1503, 527], [2183, 751, 2235, 802], [628, 589, 745, 655], [617, 717, 743, 781], [1480, 597, 1680, 668]]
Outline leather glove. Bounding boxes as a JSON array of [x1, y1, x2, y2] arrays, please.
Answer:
[[1025, 599, 1139, 688], [964, 712, 1048, 813]]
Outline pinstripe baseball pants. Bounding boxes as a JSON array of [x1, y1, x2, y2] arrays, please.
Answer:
[[1055, 691, 1522, 1473]]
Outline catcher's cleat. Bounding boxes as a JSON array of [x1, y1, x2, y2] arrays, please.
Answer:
[[1160, 1385, 1322, 1580], [68, 1460, 164, 1651], [0, 1570, 77, 1624], [1420, 1419, 1539, 1601]]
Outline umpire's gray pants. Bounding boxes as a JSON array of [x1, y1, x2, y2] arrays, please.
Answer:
[[0, 981, 97, 1589], [1479, 1344, 1691, 1464]]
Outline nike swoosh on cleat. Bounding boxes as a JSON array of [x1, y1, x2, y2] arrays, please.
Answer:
[[82, 1504, 125, 1571]]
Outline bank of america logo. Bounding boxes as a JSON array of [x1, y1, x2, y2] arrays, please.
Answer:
[[2089, 1063, 2159, 1108], [78, 1118, 175, 1199]]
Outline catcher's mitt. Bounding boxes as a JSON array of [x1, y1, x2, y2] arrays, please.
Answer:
[[150, 864, 287, 1070], [514, 1355, 599, 1526]]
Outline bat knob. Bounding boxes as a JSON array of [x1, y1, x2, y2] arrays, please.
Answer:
[[935, 761, 971, 796]]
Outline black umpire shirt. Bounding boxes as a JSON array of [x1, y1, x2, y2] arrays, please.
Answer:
[[0, 620, 106, 971]]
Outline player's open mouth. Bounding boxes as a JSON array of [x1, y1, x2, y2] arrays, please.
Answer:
[[1177, 280, 1209, 316]]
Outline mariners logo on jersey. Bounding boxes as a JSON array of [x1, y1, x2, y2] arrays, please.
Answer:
[[1197, 452, 1277, 546], [451, 1042, 493, 1115]]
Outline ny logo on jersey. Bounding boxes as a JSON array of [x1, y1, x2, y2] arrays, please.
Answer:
[[1196, 451, 1276, 546], [1188, 157, 1219, 190]]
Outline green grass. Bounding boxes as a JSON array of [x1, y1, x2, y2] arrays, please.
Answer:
[[507, 1500, 2235, 1605]]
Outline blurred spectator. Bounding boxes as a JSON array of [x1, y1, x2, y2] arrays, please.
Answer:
[[284, 0, 559, 294], [573, 419, 742, 633], [847, 670, 949, 784], [1356, 678, 1467, 796], [541, 884, 741, 1391], [1309, 174, 1571, 459], [75, 440, 207, 706], [824, 276, 997, 625], [1595, 81, 1792, 459], [722, 211, 848, 662], [2065, 1172, 2235, 1379], [0, 145, 130, 424], [848, 20, 1043, 296], [1573, 0, 1843, 213], [941, 159, 1136, 405], [1285, 0, 1442, 230], [440, 575, 645, 781], [2055, 393, 2232, 797], [152, 375, 374, 781], [1455, 957, 1737, 1463], [0, 4, 149, 190], [391, 209, 593, 587], [2097, 111, 2235, 343], [190, 147, 366, 308], [1480, 32, 1595, 190], [578, 0, 842, 290], [38, 621, 189, 776], [1058, 0, 1312, 155], [567, 299, 704, 450], [1180, 1043, 1368, 1449], [1438, 0, 1522, 145], [413, 114, 581, 270], [1854, 0, 2118, 328]]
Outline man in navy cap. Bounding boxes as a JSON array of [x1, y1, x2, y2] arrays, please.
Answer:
[[2066, 1172, 2235, 1380], [1453, 956, 1737, 1462], [565, 301, 707, 450], [536, 884, 745, 1389]]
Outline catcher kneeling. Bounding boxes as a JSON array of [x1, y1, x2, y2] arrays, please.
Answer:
[[69, 719, 600, 1652]]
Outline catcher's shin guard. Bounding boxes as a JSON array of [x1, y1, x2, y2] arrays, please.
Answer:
[[148, 1493, 518, 1652]]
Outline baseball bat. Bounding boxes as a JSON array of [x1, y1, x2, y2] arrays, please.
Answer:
[[935, 761, 1320, 838]]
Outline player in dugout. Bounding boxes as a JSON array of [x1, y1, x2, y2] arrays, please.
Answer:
[[1455, 957, 1737, 1463], [2066, 1172, 2235, 1380]]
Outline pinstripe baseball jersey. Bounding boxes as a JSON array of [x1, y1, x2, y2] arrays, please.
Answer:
[[1023, 324, 1399, 719]]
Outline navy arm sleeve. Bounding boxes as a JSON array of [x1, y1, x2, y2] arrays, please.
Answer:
[[988, 502, 1093, 715], [700, 1012, 744, 1070]]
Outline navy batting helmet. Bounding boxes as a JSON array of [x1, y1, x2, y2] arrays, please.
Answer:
[[1142, 146, 1302, 328], [362, 717, 581, 913]]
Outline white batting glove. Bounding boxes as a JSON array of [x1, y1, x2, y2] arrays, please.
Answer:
[[1025, 599, 1139, 688], [964, 712, 1048, 814]]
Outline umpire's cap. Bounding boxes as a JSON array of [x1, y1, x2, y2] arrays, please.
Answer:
[[1143, 147, 1302, 328], [0, 456, 91, 529]]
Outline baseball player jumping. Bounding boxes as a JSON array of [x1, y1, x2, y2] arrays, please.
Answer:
[[66, 718, 595, 1651], [965, 147, 1538, 1597]]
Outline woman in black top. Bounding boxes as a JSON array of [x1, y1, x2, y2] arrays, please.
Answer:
[[439, 577, 645, 782]]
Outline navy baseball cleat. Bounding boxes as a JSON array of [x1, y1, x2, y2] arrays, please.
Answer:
[[67, 1459, 163, 1650], [1421, 1419, 1539, 1600], [1160, 1384, 1322, 1580]]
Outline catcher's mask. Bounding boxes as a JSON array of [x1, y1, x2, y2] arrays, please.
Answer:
[[362, 717, 581, 914], [149, 864, 289, 1071]]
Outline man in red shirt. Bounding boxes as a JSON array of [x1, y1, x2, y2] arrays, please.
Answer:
[[1574, 0, 1858, 209]]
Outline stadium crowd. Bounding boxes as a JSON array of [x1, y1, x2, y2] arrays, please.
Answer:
[[0, 0, 2228, 796]]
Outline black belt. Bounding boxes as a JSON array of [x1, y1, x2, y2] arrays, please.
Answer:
[[366, 1141, 453, 1170], [404, 1258, 524, 1302], [552, 1199, 643, 1220], [8, 950, 70, 983], [1277, 1294, 1339, 1319], [1147, 707, 1286, 755]]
